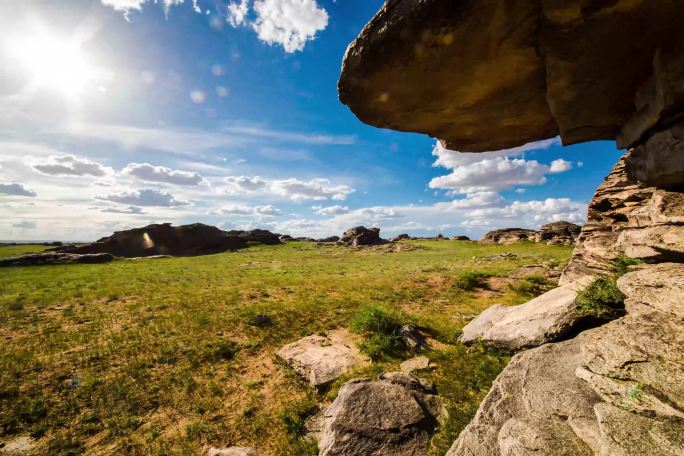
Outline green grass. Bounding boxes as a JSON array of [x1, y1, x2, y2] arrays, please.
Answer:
[[0, 244, 49, 259], [453, 271, 489, 291], [351, 304, 407, 360], [575, 255, 639, 319], [0, 240, 572, 455]]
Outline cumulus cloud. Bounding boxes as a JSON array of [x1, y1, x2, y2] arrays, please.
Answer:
[[122, 162, 206, 186], [12, 220, 37, 229], [550, 158, 573, 173], [227, 0, 250, 26], [210, 203, 282, 216], [0, 183, 36, 197], [97, 188, 187, 207], [313, 205, 349, 216], [31, 155, 112, 177], [225, 176, 354, 201], [435, 191, 506, 210], [271, 178, 354, 201], [225, 175, 269, 192], [432, 137, 560, 169], [227, 0, 328, 53], [355, 207, 404, 219], [468, 198, 586, 225], [101, 0, 187, 17]]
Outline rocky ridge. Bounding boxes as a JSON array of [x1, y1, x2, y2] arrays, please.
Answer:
[[480, 221, 581, 246]]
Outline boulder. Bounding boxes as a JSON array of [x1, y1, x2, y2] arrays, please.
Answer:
[[400, 356, 431, 374], [276, 330, 369, 389], [449, 263, 684, 456], [480, 228, 538, 245], [451, 235, 470, 241], [459, 276, 592, 350], [538, 221, 581, 246], [317, 236, 340, 243], [318, 372, 443, 456], [0, 252, 115, 267], [391, 233, 411, 242], [52, 223, 281, 258], [279, 234, 294, 242], [339, 0, 684, 151], [339, 226, 389, 246], [398, 324, 429, 352]]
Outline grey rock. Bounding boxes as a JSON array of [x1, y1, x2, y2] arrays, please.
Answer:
[[318, 373, 443, 456], [480, 228, 538, 245], [340, 226, 389, 246], [398, 324, 429, 352], [400, 356, 431, 374], [276, 330, 369, 388], [459, 277, 592, 349]]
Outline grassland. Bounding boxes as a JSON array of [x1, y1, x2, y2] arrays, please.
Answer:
[[0, 240, 572, 455]]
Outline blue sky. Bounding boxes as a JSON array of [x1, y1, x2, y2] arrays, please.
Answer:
[[0, 0, 623, 241]]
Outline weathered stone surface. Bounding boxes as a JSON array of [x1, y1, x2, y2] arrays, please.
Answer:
[[318, 372, 443, 456], [400, 356, 431, 374], [206, 447, 257, 456], [339, 226, 389, 246], [459, 276, 592, 349], [450, 235, 470, 241], [276, 330, 369, 388], [398, 324, 429, 352], [53, 223, 281, 258], [538, 221, 581, 245], [624, 120, 684, 189], [450, 264, 684, 456], [391, 233, 411, 242], [480, 228, 538, 245], [339, 0, 684, 151], [0, 252, 115, 267], [0, 436, 35, 455]]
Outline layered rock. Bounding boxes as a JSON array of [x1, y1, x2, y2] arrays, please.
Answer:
[[539, 221, 581, 245], [339, 0, 684, 151], [318, 372, 444, 456], [339, 226, 389, 246], [450, 264, 684, 456], [52, 223, 281, 258], [459, 276, 592, 350]]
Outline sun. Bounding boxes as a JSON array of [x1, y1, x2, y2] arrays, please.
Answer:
[[5, 26, 100, 98]]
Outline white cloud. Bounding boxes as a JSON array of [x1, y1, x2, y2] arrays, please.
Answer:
[[97, 188, 187, 207], [31, 155, 112, 177], [227, 0, 250, 26], [435, 191, 506, 210], [122, 162, 206, 186], [224, 176, 354, 201], [12, 220, 36, 229], [432, 137, 560, 169], [0, 183, 36, 197], [101, 0, 190, 17], [550, 158, 573, 173], [252, 0, 328, 52], [271, 178, 354, 201], [313, 205, 349, 216], [225, 175, 269, 192], [210, 203, 282, 216], [100, 205, 146, 214], [468, 198, 586, 225], [356, 207, 403, 219]]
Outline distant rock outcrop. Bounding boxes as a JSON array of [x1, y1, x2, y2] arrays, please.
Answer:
[[0, 252, 115, 267], [390, 233, 411, 242], [52, 223, 281, 258], [480, 228, 539, 245], [450, 235, 470, 241], [317, 236, 340, 243], [339, 226, 389, 246], [318, 372, 444, 456]]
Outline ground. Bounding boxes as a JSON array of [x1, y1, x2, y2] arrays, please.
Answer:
[[0, 240, 572, 455]]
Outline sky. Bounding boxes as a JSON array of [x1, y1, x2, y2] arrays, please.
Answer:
[[0, 0, 624, 241]]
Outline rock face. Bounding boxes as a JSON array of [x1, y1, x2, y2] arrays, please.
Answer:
[[318, 372, 444, 456], [276, 330, 369, 388], [317, 236, 340, 243], [450, 264, 684, 456], [0, 252, 115, 267], [561, 144, 684, 284], [52, 223, 281, 258], [339, 226, 389, 246], [538, 221, 581, 246], [459, 277, 592, 350], [339, 0, 684, 151], [480, 228, 538, 245]]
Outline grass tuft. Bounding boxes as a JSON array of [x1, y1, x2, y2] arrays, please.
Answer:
[[453, 271, 489, 291], [351, 305, 405, 360]]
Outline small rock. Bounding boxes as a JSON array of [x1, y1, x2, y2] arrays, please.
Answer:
[[400, 356, 431, 373], [398, 324, 429, 351], [276, 329, 370, 388]]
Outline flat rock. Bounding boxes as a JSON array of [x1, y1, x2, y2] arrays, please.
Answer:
[[206, 448, 257, 456], [459, 276, 592, 349], [318, 372, 443, 456], [276, 330, 369, 388], [400, 356, 431, 374]]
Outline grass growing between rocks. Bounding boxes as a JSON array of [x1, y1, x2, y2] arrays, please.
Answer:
[[576, 255, 642, 319], [0, 240, 571, 455]]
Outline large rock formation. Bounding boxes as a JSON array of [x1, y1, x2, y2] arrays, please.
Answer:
[[52, 223, 281, 258], [339, 226, 389, 246], [318, 372, 444, 456], [480, 222, 581, 246], [339, 0, 684, 152], [449, 264, 684, 456], [459, 276, 592, 350], [479, 228, 538, 245]]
